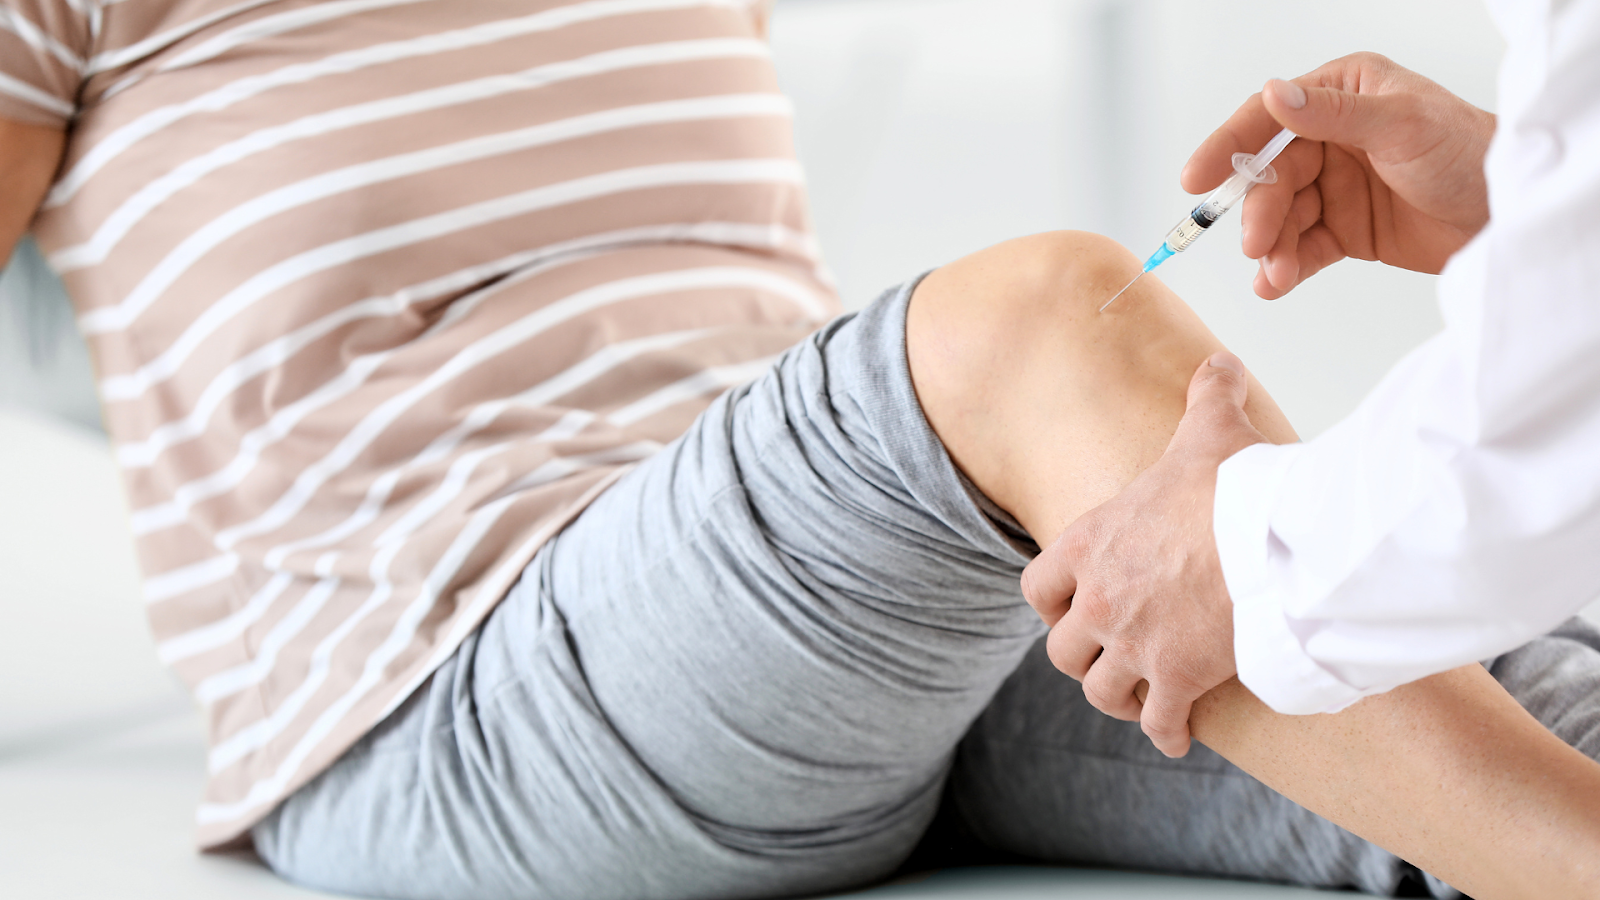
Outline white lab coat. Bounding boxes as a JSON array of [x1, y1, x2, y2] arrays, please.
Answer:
[[1214, 0, 1600, 715]]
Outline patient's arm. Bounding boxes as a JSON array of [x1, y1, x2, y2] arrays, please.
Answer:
[[905, 231, 1600, 899], [0, 115, 64, 268]]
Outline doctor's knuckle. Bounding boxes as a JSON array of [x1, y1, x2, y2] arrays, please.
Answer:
[[1074, 588, 1112, 625], [1192, 397, 1232, 425], [1060, 525, 1098, 564], [1347, 50, 1394, 72], [1019, 564, 1046, 606], [1046, 632, 1083, 677], [1141, 718, 1181, 741], [1083, 678, 1120, 710]]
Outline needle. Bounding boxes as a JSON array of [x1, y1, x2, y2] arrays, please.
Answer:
[[1099, 271, 1144, 313]]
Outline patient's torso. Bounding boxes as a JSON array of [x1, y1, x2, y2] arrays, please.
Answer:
[[0, 0, 835, 846]]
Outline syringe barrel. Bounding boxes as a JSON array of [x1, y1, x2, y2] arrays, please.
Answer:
[[1163, 212, 1208, 252], [1197, 170, 1254, 222], [1149, 128, 1295, 266], [1162, 169, 1258, 253]]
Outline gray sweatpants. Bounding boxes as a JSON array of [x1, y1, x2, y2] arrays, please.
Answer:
[[253, 278, 1600, 900]]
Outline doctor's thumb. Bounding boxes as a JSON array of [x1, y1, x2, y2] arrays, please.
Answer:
[[1175, 352, 1261, 461], [1262, 78, 1414, 153], [1186, 351, 1248, 413]]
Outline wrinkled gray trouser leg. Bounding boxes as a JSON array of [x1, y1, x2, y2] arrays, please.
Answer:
[[948, 617, 1600, 898], [252, 278, 1044, 900]]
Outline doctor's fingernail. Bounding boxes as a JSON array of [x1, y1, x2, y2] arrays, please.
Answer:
[[1208, 351, 1245, 376], [1267, 79, 1307, 110]]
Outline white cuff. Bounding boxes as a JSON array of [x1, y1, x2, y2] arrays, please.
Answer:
[[1215, 442, 1367, 715]]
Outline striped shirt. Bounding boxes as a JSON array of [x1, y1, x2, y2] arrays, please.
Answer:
[[1, 0, 836, 847]]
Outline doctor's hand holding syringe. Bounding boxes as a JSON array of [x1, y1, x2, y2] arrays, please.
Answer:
[[1101, 54, 1495, 313], [1023, 26, 1600, 760], [1186, 55, 1496, 303]]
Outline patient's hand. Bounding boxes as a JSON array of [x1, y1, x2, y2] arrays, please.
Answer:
[[1022, 352, 1266, 757], [1184, 52, 1495, 300]]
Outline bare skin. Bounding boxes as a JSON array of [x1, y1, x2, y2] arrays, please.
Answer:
[[0, 116, 63, 268], [907, 230, 1600, 899]]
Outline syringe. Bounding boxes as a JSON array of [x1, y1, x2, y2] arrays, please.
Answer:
[[1100, 127, 1297, 312]]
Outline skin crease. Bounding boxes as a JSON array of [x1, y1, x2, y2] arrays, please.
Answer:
[[907, 230, 1600, 899]]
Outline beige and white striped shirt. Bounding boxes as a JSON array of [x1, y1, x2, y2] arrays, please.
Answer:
[[1, 0, 836, 847]]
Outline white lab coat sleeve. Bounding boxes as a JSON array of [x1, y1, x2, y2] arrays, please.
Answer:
[[1212, 0, 1600, 716]]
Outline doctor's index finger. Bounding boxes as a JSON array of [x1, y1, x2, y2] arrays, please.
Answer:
[[1238, 140, 1324, 260], [1180, 92, 1286, 194], [1179, 55, 1373, 195], [1020, 534, 1080, 627], [1139, 685, 1196, 758], [1181, 48, 1427, 191]]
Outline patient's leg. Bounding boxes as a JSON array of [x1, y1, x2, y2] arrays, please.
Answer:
[[945, 618, 1600, 898], [907, 232, 1600, 899]]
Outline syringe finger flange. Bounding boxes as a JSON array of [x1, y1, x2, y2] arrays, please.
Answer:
[[1232, 152, 1280, 185]]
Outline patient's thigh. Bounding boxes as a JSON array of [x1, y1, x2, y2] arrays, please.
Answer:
[[257, 282, 1047, 900], [547, 280, 1042, 867]]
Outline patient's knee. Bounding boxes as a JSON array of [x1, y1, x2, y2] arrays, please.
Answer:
[[983, 230, 1145, 320], [907, 231, 1189, 402], [906, 231, 1226, 540], [911, 231, 1141, 341], [905, 228, 1198, 441]]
